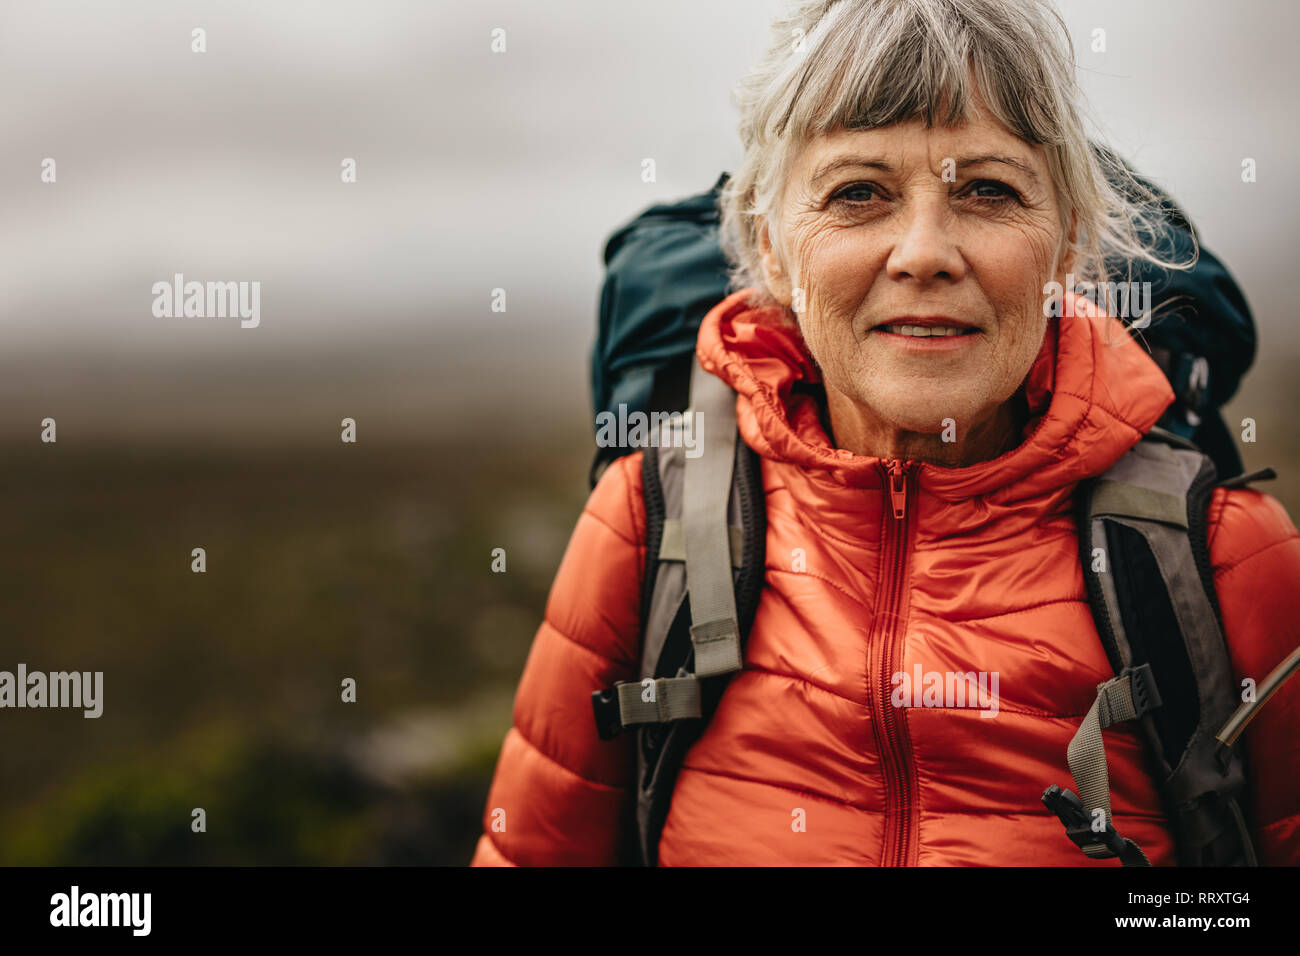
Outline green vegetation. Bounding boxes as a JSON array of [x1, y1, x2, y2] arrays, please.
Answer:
[[0, 433, 590, 865]]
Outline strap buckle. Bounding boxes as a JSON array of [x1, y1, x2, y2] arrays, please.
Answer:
[[1042, 785, 1105, 853], [1097, 663, 1163, 728], [1042, 785, 1149, 865], [591, 683, 628, 740], [1124, 662, 1163, 717]]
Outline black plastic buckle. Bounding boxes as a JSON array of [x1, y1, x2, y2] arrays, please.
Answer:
[[1042, 785, 1100, 852], [591, 684, 626, 741], [1042, 784, 1128, 859], [1124, 662, 1163, 718]]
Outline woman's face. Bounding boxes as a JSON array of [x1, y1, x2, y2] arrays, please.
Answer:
[[758, 107, 1074, 443]]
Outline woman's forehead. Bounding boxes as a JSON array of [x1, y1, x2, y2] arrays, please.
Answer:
[[794, 117, 1045, 182]]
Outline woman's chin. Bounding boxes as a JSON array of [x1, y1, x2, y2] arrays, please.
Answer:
[[864, 391, 983, 437]]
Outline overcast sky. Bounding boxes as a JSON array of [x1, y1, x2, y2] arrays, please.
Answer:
[[0, 0, 1295, 368]]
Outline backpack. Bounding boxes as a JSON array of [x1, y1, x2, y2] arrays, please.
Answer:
[[586, 167, 1298, 867], [589, 167, 1256, 490]]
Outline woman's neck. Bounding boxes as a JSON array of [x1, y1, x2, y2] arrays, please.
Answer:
[[823, 384, 1028, 468]]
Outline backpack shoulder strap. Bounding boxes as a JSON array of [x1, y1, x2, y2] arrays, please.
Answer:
[[1050, 426, 1256, 865], [589, 354, 766, 865]]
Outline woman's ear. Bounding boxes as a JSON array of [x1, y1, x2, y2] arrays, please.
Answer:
[[758, 216, 794, 307]]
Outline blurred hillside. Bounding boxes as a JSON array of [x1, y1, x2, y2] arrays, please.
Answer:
[[0, 391, 593, 865]]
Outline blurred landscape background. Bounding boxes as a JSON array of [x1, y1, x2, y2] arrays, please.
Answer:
[[0, 0, 1296, 864]]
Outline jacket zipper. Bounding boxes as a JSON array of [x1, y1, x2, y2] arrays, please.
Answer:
[[873, 459, 917, 866]]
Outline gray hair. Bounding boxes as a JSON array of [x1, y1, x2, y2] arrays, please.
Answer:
[[718, 0, 1194, 313]]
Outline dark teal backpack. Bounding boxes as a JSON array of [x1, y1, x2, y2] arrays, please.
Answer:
[[589, 165, 1255, 488], [586, 162, 1300, 867]]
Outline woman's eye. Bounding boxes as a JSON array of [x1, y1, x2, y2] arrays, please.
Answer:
[[830, 183, 879, 204], [966, 180, 1020, 203]]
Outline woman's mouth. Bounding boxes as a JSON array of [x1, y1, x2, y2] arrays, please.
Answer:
[[872, 322, 982, 352], [876, 324, 978, 337]]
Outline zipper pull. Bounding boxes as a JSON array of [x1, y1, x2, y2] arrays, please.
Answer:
[[888, 460, 907, 519]]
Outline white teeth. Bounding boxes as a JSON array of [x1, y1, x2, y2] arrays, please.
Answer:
[[880, 324, 973, 337]]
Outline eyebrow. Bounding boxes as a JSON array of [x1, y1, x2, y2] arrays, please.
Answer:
[[808, 153, 1040, 186], [957, 154, 1040, 183], [809, 157, 894, 187]]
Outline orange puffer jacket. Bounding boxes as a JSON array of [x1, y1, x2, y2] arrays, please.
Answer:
[[472, 289, 1300, 866]]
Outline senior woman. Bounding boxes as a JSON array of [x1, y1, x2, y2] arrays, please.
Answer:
[[472, 0, 1300, 866]]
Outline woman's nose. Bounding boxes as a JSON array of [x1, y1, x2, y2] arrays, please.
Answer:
[[885, 202, 965, 284]]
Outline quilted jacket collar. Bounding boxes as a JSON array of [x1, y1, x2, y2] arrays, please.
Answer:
[[696, 288, 1176, 504]]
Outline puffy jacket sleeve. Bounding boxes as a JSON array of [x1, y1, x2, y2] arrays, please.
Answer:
[[469, 452, 645, 866], [1209, 485, 1300, 865]]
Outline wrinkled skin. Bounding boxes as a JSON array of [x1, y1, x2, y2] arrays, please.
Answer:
[[758, 104, 1076, 466]]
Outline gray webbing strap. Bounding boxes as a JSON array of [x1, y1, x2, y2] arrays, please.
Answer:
[[658, 520, 744, 567], [683, 356, 743, 678], [1066, 672, 1151, 863], [616, 677, 702, 727], [1090, 479, 1188, 529]]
